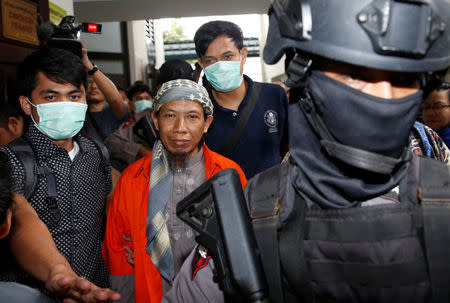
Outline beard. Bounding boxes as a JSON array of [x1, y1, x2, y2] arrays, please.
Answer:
[[168, 150, 189, 166]]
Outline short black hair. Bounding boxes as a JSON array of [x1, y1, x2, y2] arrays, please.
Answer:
[[424, 78, 450, 99], [0, 151, 13, 225], [17, 47, 88, 98], [127, 81, 153, 100], [157, 59, 194, 87], [194, 21, 244, 57]]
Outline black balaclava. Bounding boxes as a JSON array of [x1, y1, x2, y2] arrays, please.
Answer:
[[289, 70, 423, 209]]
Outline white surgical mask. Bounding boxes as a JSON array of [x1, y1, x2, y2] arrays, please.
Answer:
[[27, 98, 87, 140], [134, 99, 153, 113], [203, 58, 243, 92]]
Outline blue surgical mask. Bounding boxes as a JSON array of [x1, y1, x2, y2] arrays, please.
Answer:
[[27, 98, 87, 140], [134, 99, 153, 113], [203, 59, 243, 92]]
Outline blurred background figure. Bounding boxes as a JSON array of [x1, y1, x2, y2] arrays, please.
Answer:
[[82, 43, 128, 143], [127, 81, 154, 115], [156, 59, 195, 91], [423, 72, 450, 148], [0, 103, 26, 146]]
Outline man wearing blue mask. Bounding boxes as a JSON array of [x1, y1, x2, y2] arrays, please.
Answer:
[[105, 81, 154, 169], [0, 47, 112, 298], [194, 21, 289, 179], [127, 82, 154, 115]]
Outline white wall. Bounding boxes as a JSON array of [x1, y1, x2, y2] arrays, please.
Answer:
[[127, 20, 150, 84], [153, 19, 166, 69], [259, 14, 286, 83], [50, 0, 74, 16]]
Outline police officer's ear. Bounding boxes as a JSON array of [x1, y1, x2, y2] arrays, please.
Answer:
[[240, 47, 248, 65], [197, 58, 204, 69], [0, 208, 12, 239]]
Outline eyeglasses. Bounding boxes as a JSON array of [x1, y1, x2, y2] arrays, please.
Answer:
[[422, 104, 450, 111]]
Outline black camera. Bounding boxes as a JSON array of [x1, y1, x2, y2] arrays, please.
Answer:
[[38, 16, 102, 58]]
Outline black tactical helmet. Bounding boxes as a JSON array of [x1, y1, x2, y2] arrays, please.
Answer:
[[264, 0, 450, 72]]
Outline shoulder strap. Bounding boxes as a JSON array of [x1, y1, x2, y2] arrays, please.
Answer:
[[419, 157, 450, 302], [37, 166, 60, 227], [7, 137, 61, 226], [7, 137, 38, 200], [250, 163, 284, 303], [278, 183, 314, 302], [91, 139, 110, 179], [220, 82, 262, 157]]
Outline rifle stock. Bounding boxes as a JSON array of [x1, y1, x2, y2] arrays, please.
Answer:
[[177, 168, 270, 303]]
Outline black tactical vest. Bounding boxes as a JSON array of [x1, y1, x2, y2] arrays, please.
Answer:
[[247, 155, 450, 303]]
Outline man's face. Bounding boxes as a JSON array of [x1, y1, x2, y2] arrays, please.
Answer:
[[423, 88, 450, 130], [130, 91, 153, 113], [86, 75, 106, 104], [19, 72, 86, 124], [199, 35, 247, 74], [321, 60, 420, 99], [152, 100, 213, 160]]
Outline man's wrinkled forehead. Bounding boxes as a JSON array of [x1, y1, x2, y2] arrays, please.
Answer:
[[158, 99, 205, 114]]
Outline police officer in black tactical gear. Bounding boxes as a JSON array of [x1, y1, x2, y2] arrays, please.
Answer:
[[162, 0, 450, 302]]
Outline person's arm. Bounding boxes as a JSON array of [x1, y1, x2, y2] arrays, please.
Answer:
[[102, 175, 136, 302], [81, 43, 126, 118], [9, 193, 121, 302]]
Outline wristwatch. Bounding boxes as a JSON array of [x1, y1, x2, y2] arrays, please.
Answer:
[[88, 64, 99, 75]]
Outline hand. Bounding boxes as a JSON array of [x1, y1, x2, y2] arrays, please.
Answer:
[[122, 234, 134, 266], [81, 42, 94, 71], [45, 264, 121, 302]]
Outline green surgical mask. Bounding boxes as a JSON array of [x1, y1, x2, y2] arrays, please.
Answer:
[[134, 99, 153, 113], [204, 60, 243, 92], [27, 98, 87, 140]]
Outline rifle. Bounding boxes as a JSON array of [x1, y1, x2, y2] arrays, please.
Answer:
[[177, 168, 270, 303]]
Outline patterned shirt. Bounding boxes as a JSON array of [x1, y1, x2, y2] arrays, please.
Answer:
[[162, 149, 206, 293], [0, 125, 112, 298], [409, 121, 450, 165]]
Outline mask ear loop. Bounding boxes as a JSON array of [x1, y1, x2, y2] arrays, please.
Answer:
[[26, 97, 40, 127]]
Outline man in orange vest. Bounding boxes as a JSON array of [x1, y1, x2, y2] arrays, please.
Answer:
[[102, 79, 247, 303]]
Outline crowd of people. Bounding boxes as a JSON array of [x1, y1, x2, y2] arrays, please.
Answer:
[[0, 0, 450, 302]]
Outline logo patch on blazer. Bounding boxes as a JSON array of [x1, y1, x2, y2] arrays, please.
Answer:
[[264, 110, 278, 133]]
